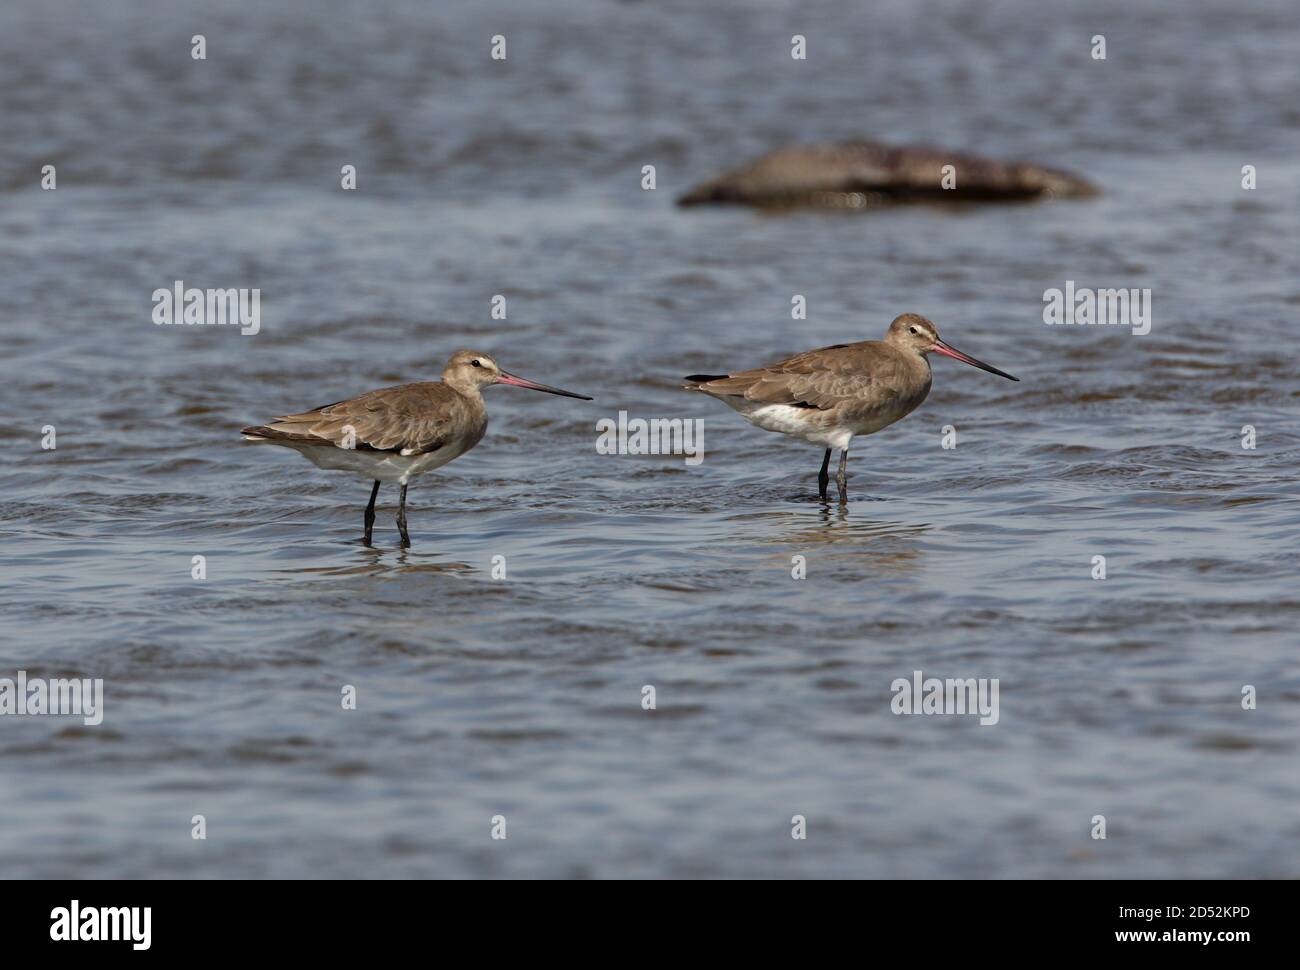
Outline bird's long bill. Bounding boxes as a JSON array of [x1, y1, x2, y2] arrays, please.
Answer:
[[930, 339, 1020, 382], [495, 371, 593, 400]]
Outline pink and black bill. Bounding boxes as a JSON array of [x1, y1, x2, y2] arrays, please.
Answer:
[[495, 371, 594, 400], [930, 339, 1019, 381]]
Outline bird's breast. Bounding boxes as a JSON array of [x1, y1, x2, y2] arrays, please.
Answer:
[[845, 375, 931, 435]]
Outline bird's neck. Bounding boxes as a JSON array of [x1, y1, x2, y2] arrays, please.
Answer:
[[442, 374, 483, 399]]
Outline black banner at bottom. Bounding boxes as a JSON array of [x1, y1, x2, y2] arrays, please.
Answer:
[[1, 879, 1278, 955]]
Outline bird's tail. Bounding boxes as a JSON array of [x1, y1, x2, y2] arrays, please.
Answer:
[[682, 373, 729, 389], [241, 425, 303, 442]]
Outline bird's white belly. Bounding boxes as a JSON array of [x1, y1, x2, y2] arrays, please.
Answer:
[[736, 403, 854, 450], [728, 399, 920, 451], [264, 440, 466, 484]]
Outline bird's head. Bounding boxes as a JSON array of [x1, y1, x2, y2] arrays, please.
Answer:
[[443, 350, 593, 399], [886, 314, 1019, 381]]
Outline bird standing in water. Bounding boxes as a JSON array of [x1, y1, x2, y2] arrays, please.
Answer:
[[682, 314, 1018, 503], [242, 350, 592, 546]]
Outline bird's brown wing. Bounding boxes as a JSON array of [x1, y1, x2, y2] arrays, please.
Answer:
[[687, 343, 892, 410], [242, 382, 462, 455]]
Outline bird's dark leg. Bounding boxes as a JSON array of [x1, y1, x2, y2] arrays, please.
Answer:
[[818, 448, 832, 501], [363, 480, 380, 546], [836, 448, 849, 504], [396, 483, 410, 547]]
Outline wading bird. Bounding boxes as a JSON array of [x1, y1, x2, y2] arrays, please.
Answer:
[[683, 314, 1018, 503], [242, 350, 592, 546]]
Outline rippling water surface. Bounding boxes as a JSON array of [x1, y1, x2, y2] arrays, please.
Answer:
[[2, 0, 1299, 878]]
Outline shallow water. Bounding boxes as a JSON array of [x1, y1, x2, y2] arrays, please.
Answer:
[[2, 0, 1299, 878]]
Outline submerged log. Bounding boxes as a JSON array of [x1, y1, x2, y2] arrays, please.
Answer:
[[677, 141, 1098, 209]]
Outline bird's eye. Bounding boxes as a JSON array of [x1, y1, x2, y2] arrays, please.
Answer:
[[909, 327, 917, 334], [471, 359, 481, 367]]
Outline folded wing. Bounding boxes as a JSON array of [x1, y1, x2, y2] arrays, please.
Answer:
[[242, 382, 459, 456], [685, 344, 888, 411]]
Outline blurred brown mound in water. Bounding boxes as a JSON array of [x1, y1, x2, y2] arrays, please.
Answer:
[[677, 140, 1098, 209]]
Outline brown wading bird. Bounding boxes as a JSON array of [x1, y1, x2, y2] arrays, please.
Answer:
[[683, 314, 1019, 503], [242, 351, 592, 547], [677, 140, 1097, 208]]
